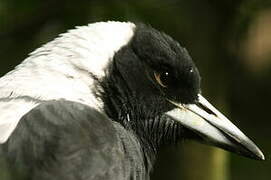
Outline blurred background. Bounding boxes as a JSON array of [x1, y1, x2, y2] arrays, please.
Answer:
[[0, 0, 270, 179]]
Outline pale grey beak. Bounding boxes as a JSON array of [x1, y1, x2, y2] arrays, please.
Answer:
[[166, 94, 265, 160]]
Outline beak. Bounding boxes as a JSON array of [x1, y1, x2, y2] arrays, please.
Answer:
[[166, 94, 265, 160]]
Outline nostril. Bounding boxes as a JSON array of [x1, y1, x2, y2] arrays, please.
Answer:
[[196, 102, 217, 117]]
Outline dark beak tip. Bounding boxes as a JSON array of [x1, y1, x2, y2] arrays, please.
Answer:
[[245, 141, 265, 161], [249, 153, 265, 161], [242, 146, 265, 161], [235, 140, 265, 161], [255, 150, 265, 161]]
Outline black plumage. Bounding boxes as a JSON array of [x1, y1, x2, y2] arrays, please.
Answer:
[[0, 22, 264, 180], [3, 100, 148, 180]]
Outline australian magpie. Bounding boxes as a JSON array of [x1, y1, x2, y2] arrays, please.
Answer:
[[0, 21, 264, 180]]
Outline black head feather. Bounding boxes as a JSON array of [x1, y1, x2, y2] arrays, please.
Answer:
[[98, 24, 201, 159]]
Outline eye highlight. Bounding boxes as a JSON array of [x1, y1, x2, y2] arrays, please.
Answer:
[[154, 71, 169, 88]]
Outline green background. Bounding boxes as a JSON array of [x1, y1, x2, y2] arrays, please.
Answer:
[[0, 0, 270, 179]]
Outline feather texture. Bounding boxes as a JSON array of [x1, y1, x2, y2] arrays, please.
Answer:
[[0, 22, 135, 143]]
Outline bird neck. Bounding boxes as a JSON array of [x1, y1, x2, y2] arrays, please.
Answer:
[[96, 60, 184, 171], [131, 115, 183, 162], [99, 85, 183, 170]]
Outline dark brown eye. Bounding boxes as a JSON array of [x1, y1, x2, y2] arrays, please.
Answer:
[[154, 71, 169, 88]]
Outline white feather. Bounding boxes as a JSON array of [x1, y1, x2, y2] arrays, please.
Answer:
[[0, 21, 136, 143]]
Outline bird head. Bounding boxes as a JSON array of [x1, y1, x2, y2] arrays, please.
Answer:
[[0, 21, 264, 161], [97, 23, 264, 161]]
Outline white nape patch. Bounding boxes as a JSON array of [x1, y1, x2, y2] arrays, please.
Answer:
[[0, 100, 38, 143], [0, 21, 136, 143]]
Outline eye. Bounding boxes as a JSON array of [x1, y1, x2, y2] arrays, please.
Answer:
[[154, 71, 169, 88]]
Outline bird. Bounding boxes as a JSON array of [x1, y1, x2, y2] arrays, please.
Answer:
[[0, 21, 264, 180]]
